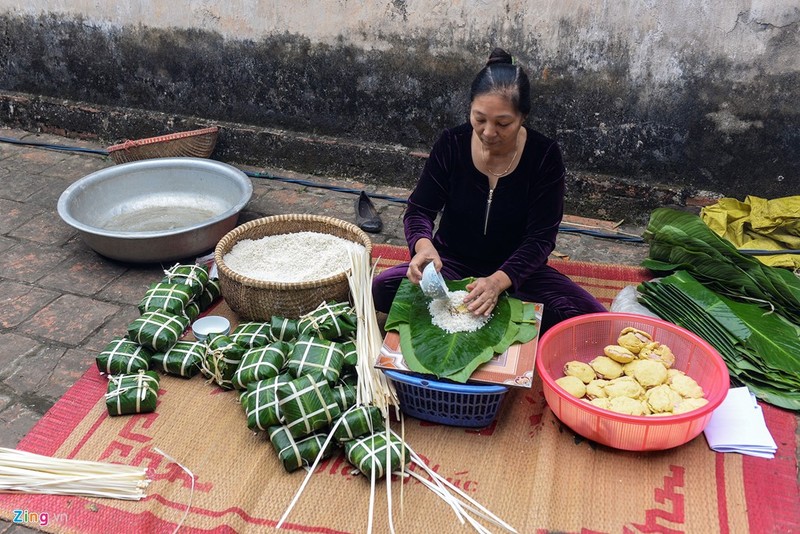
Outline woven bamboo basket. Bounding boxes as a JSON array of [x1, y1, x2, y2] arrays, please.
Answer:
[[106, 126, 219, 164], [214, 214, 373, 321]]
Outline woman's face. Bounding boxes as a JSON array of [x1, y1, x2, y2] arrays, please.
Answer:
[[470, 93, 524, 151]]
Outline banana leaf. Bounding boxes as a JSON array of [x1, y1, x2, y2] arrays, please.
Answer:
[[638, 270, 800, 411], [642, 208, 800, 323], [384, 278, 538, 382]]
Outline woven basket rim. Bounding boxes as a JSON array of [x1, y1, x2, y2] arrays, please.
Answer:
[[213, 214, 373, 290], [107, 126, 220, 152]]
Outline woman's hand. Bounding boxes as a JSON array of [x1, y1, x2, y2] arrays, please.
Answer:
[[464, 271, 512, 316], [407, 239, 441, 284]]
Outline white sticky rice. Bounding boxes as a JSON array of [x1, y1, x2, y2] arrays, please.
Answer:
[[222, 231, 362, 282], [428, 290, 491, 334]]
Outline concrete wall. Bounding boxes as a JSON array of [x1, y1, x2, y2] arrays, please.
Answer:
[[0, 1, 798, 221]]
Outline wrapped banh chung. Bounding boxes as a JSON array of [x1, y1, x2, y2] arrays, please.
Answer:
[[229, 321, 273, 349], [286, 336, 345, 383], [243, 373, 294, 431], [127, 310, 189, 352], [277, 373, 341, 438], [106, 371, 160, 416], [345, 433, 410, 478], [200, 334, 246, 390], [232, 341, 291, 390], [151, 340, 206, 378], [162, 263, 209, 298], [298, 301, 357, 341], [96, 337, 152, 375], [137, 281, 193, 316], [268, 426, 338, 473]]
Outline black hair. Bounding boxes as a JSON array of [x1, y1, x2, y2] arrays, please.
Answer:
[[469, 47, 531, 116]]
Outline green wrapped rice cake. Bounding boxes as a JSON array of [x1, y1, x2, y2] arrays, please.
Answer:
[[286, 336, 344, 383], [183, 301, 201, 323], [137, 282, 193, 316], [151, 340, 205, 378], [333, 406, 384, 444], [105, 371, 160, 416], [161, 263, 209, 298], [127, 310, 189, 352], [298, 301, 357, 341], [96, 337, 152, 375], [268, 426, 338, 473], [197, 278, 221, 311], [332, 376, 357, 412], [345, 432, 410, 478], [278, 373, 341, 438], [341, 340, 358, 368], [269, 317, 298, 342], [232, 341, 292, 390], [200, 334, 246, 389], [229, 321, 273, 348], [244, 373, 294, 430]]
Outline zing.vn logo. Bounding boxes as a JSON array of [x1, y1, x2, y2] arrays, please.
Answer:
[[13, 509, 67, 527]]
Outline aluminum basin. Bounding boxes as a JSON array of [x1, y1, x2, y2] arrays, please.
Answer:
[[57, 157, 253, 263]]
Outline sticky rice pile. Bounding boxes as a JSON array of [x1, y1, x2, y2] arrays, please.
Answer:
[[428, 290, 490, 334], [223, 232, 362, 282]]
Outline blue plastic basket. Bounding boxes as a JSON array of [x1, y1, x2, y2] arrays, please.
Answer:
[[384, 370, 509, 428]]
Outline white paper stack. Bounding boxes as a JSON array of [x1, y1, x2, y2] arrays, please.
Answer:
[[703, 387, 777, 459]]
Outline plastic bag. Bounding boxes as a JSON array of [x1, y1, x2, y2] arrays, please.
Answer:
[[610, 285, 660, 318]]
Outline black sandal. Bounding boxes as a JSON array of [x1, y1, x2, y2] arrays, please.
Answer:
[[354, 191, 383, 233]]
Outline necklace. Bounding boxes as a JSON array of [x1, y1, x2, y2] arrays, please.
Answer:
[[481, 144, 518, 177]]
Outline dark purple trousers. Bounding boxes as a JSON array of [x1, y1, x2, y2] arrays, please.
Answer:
[[372, 256, 607, 334]]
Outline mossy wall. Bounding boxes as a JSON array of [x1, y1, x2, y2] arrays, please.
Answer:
[[0, 2, 797, 214]]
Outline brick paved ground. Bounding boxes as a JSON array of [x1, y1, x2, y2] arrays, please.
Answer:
[[0, 126, 656, 533]]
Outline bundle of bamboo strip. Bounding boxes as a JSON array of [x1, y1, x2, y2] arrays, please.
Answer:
[[0, 448, 150, 500]]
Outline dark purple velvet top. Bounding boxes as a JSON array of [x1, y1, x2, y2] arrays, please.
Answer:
[[403, 122, 565, 291]]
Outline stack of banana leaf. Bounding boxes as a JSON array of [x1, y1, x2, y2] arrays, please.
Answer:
[[637, 208, 800, 411]]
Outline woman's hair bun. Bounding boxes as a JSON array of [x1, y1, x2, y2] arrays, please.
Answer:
[[486, 48, 513, 66]]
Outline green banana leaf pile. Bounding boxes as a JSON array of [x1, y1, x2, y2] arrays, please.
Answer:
[[642, 208, 800, 324], [384, 278, 538, 383], [640, 208, 800, 410]]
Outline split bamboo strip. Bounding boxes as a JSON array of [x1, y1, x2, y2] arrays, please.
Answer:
[[0, 448, 150, 500], [345, 244, 398, 415], [395, 433, 518, 534], [154, 447, 195, 534]]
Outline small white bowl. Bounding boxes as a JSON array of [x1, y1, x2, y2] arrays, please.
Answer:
[[192, 316, 231, 341]]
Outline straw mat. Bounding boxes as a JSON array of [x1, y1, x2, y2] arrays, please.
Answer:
[[1, 244, 797, 533]]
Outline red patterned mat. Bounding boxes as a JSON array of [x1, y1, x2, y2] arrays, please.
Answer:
[[1, 245, 797, 533]]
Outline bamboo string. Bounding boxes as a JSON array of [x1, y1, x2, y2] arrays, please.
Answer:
[[153, 447, 195, 534], [0, 447, 150, 500], [395, 433, 518, 533]]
